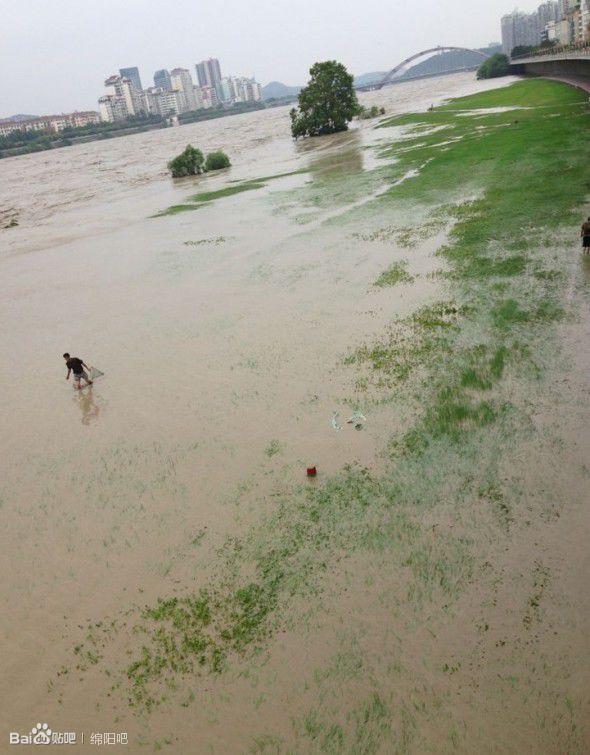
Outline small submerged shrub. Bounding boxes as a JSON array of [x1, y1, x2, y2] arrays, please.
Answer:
[[168, 144, 205, 177], [168, 145, 231, 177], [205, 151, 231, 171], [358, 105, 385, 120]]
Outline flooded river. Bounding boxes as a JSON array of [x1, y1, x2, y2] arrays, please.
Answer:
[[2, 71, 560, 752]]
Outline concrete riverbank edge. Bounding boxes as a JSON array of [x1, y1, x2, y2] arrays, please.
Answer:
[[530, 73, 590, 93]]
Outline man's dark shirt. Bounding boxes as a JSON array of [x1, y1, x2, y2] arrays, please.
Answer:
[[582, 221, 590, 236], [66, 357, 84, 375]]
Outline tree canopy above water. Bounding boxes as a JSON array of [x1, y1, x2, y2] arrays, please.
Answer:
[[290, 60, 360, 138], [477, 53, 510, 80]]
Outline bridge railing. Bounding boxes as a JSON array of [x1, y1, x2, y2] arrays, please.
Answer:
[[510, 41, 590, 63]]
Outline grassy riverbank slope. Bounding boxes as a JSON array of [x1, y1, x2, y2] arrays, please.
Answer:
[[58, 80, 590, 752]]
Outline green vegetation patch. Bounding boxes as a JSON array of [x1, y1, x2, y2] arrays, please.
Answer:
[[437, 78, 584, 109], [150, 203, 208, 218], [187, 180, 265, 203], [264, 439, 281, 457], [374, 260, 414, 287]]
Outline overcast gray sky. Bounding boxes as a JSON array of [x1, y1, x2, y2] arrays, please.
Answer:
[[0, 0, 541, 116]]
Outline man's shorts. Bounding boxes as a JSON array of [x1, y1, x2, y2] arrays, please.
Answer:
[[73, 371, 89, 382]]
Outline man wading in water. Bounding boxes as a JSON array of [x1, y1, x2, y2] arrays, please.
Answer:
[[582, 217, 590, 253], [63, 353, 93, 389]]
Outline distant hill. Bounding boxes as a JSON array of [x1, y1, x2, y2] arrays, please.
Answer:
[[262, 82, 301, 100], [354, 71, 387, 88], [396, 45, 502, 81], [3, 114, 38, 122]]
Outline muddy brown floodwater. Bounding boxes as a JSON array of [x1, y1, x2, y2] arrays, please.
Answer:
[[4, 71, 582, 754]]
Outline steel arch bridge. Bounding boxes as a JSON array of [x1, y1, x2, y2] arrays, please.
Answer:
[[375, 46, 492, 89]]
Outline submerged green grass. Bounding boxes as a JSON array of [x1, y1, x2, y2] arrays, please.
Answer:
[[374, 260, 414, 287], [151, 203, 207, 218], [64, 80, 590, 747], [187, 180, 265, 203], [152, 169, 306, 217]]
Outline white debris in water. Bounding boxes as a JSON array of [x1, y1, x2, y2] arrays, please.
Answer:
[[391, 160, 432, 187], [453, 106, 530, 116]]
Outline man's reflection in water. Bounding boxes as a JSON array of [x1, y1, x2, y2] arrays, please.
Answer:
[[75, 386, 100, 425]]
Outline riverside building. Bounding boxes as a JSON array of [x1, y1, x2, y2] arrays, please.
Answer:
[[144, 87, 186, 116], [154, 69, 173, 91], [119, 66, 143, 92], [98, 74, 147, 122], [0, 111, 100, 136], [195, 58, 222, 88], [502, 0, 589, 52], [170, 68, 198, 112], [501, 1, 559, 52]]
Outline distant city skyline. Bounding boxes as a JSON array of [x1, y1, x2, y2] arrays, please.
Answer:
[[95, 58, 262, 124], [0, 0, 542, 116], [113, 58, 246, 120]]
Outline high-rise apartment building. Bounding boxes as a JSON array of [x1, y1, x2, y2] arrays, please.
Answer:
[[100, 74, 146, 121], [119, 67, 143, 92], [225, 77, 241, 101], [240, 79, 262, 102], [197, 85, 218, 109], [501, 1, 562, 52], [143, 86, 186, 116], [144, 87, 165, 116], [164, 90, 187, 115], [98, 95, 129, 122], [216, 78, 233, 103], [171, 67, 198, 112], [104, 75, 135, 116], [195, 58, 222, 88], [192, 86, 205, 109], [154, 69, 173, 91], [225, 77, 262, 103], [582, 0, 590, 41]]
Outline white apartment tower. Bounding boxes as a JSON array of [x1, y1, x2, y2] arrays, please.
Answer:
[[98, 95, 128, 122], [170, 68, 198, 112]]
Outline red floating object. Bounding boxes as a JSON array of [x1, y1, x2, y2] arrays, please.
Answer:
[[306, 466, 317, 477]]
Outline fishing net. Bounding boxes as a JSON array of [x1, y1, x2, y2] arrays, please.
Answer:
[[89, 366, 104, 380]]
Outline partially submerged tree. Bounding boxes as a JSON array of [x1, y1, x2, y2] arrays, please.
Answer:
[[168, 144, 205, 177], [477, 54, 510, 80], [290, 60, 360, 138], [205, 150, 231, 171]]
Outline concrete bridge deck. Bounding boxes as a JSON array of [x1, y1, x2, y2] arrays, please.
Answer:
[[511, 47, 590, 65], [510, 45, 590, 81]]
